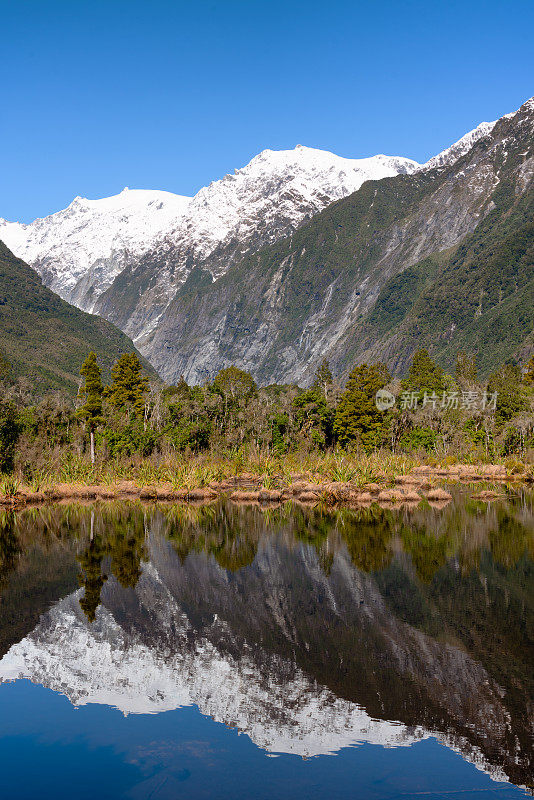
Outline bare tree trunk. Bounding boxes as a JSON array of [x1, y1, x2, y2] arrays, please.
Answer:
[[90, 429, 95, 465]]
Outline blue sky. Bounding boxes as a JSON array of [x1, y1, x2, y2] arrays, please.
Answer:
[[2, 0, 533, 222]]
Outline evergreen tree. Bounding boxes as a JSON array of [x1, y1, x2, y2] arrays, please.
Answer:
[[312, 359, 334, 398], [402, 348, 445, 396], [487, 362, 524, 425], [293, 391, 334, 449], [454, 352, 478, 385], [524, 355, 534, 385], [334, 362, 391, 450], [175, 375, 190, 396], [77, 351, 104, 464], [107, 353, 149, 418], [0, 401, 21, 473]]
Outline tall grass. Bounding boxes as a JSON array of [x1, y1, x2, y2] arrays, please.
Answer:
[[2, 444, 512, 497]]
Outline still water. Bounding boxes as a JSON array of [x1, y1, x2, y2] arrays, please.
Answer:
[[0, 495, 532, 799]]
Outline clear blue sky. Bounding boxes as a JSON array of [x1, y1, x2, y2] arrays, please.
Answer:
[[2, 0, 533, 222]]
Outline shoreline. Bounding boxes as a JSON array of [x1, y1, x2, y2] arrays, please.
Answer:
[[1, 464, 532, 509]]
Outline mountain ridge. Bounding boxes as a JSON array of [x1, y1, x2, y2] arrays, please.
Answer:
[[0, 147, 419, 334]]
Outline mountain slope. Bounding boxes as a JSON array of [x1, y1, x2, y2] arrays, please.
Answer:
[[356, 181, 534, 374], [0, 241, 156, 394], [142, 97, 534, 383]]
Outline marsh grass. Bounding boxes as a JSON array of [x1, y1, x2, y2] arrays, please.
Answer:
[[5, 449, 417, 492], [0, 476, 20, 497], [1, 445, 521, 498]]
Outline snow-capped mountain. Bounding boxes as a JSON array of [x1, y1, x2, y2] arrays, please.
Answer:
[[0, 188, 190, 310], [1, 98, 531, 384], [0, 147, 418, 339]]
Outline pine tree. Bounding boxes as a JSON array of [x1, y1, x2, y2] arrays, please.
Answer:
[[77, 351, 104, 464], [402, 348, 445, 396], [334, 362, 391, 450], [312, 358, 333, 398], [487, 361, 524, 425], [455, 352, 478, 385], [107, 353, 149, 418]]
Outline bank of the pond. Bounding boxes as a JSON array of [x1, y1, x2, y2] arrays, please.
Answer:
[[1, 463, 531, 508]]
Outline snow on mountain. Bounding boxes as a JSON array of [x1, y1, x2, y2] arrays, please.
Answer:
[[181, 146, 419, 270], [0, 188, 191, 304], [422, 119, 499, 170], [0, 147, 419, 319]]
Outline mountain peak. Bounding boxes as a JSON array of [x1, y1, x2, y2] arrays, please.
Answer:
[[423, 119, 498, 171]]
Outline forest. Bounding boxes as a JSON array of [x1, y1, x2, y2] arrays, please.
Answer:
[[0, 345, 533, 494]]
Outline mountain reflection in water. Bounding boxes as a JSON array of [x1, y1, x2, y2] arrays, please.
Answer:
[[0, 495, 532, 794]]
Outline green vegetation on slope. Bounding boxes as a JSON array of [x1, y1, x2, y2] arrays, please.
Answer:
[[371, 181, 534, 374], [0, 240, 157, 395]]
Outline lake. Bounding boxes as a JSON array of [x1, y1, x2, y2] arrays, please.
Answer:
[[0, 494, 532, 799]]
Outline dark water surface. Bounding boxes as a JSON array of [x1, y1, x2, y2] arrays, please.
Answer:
[[0, 494, 532, 799]]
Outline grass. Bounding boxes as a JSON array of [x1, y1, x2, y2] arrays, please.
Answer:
[[4, 448, 418, 494], [0, 476, 20, 497], [2, 446, 530, 501]]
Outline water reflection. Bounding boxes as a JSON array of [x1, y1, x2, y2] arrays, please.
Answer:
[[0, 495, 532, 792]]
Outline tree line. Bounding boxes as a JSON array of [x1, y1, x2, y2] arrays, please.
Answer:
[[0, 347, 533, 475]]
